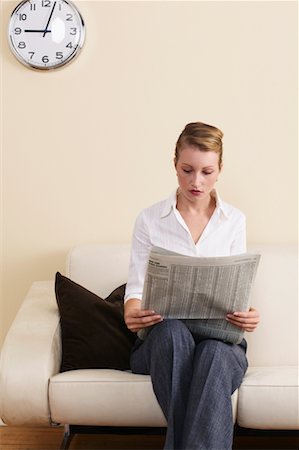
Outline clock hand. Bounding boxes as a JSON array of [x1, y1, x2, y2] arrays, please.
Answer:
[[24, 29, 51, 33], [42, 1, 57, 38]]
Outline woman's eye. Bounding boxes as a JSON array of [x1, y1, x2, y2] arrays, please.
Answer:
[[203, 171, 213, 175], [183, 169, 192, 174]]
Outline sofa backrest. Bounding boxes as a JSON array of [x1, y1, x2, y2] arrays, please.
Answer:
[[244, 244, 297, 368], [66, 243, 131, 298], [66, 243, 298, 368]]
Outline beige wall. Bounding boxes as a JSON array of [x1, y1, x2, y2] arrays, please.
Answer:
[[0, 0, 297, 345]]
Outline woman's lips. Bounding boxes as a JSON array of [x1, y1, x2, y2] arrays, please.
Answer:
[[190, 189, 203, 196]]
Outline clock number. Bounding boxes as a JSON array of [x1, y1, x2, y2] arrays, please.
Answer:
[[66, 42, 73, 49], [42, 56, 49, 63], [18, 42, 26, 49], [30, 3, 36, 10], [28, 52, 35, 59], [19, 13, 27, 21], [70, 28, 77, 35], [66, 14, 73, 21], [14, 28, 22, 35], [56, 52, 63, 59], [42, 0, 51, 7]]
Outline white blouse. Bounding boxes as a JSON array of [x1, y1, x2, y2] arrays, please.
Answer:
[[124, 190, 246, 303]]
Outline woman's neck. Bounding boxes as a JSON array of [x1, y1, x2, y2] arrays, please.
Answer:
[[176, 190, 215, 215]]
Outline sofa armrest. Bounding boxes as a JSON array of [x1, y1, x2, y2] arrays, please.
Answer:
[[0, 281, 61, 426]]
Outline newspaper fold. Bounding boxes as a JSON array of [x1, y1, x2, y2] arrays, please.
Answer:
[[138, 247, 261, 344]]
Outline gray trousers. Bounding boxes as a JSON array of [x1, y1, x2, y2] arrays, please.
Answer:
[[130, 320, 248, 450]]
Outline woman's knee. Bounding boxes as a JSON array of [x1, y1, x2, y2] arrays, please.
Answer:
[[150, 319, 191, 340], [195, 339, 248, 373], [147, 320, 195, 355]]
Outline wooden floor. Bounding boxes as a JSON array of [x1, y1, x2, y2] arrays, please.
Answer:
[[0, 426, 298, 450], [0, 426, 165, 450]]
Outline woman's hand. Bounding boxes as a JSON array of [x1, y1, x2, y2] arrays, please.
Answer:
[[124, 298, 163, 333], [226, 307, 260, 332]]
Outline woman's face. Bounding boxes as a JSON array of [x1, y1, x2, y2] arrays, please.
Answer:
[[175, 146, 221, 204]]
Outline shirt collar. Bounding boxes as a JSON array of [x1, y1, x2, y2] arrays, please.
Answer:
[[160, 189, 229, 220]]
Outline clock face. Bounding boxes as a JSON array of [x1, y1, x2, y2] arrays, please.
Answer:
[[8, 0, 85, 70]]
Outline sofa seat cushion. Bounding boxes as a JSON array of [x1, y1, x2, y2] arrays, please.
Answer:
[[237, 366, 299, 429], [49, 369, 238, 427], [49, 369, 167, 427]]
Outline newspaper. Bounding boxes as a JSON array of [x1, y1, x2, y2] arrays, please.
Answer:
[[138, 247, 261, 344]]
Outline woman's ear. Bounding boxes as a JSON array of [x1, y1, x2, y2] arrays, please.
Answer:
[[173, 156, 177, 168]]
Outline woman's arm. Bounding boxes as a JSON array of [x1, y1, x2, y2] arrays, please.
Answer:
[[124, 212, 151, 303], [125, 212, 163, 332], [124, 298, 163, 333], [229, 213, 260, 332], [230, 212, 247, 255]]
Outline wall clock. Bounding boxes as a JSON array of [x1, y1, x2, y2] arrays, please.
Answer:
[[8, 0, 85, 70]]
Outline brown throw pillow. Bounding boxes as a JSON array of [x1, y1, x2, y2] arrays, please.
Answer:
[[55, 272, 137, 372]]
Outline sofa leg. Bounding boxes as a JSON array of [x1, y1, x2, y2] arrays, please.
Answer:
[[60, 425, 74, 450]]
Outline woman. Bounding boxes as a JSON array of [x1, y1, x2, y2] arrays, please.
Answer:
[[124, 122, 259, 450]]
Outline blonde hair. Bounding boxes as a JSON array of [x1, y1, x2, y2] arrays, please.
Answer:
[[175, 122, 223, 169]]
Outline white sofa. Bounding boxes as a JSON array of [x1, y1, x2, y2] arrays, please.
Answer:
[[0, 243, 298, 447]]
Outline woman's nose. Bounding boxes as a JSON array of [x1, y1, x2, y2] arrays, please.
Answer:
[[192, 172, 203, 187]]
